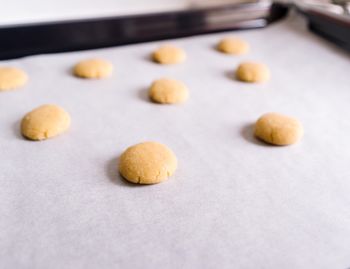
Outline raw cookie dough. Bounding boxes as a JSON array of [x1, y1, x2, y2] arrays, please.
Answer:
[[119, 141, 177, 184], [149, 78, 189, 104], [152, 45, 186, 64], [236, 62, 270, 83], [254, 112, 303, 145], [73, 58, 113, 79], [21, 104, 71, 141], [217, 37, 249, 55], [0, 67, 28, 91]]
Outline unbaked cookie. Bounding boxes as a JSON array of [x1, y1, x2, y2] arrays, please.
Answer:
[[73, 58, 113, 79], [119, 141, 177, 184], [152, 45, 186, 64], [21, 104, 71, 141], [217, 37, 249, 55], [0, 67, 28, 91], [149, 78, 189, 104], [236, 62, 270, 83], [254, 112, 303, 145]]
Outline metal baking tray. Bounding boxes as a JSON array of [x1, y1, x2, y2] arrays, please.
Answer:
[[0, 0, 288, 60], [296, 0, 350, 51]]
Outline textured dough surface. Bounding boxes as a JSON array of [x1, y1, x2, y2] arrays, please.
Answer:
[[149, 78, 189, 104], [21, 104, 71, 141], [73, 59, 113, 79], [254, 112, 303, 145], [0, 67, 28, 91], [217, 37, 249, 55], [152, 45, 186, 64], [236, 62, 270, 83], [119, 142, 177, 184]]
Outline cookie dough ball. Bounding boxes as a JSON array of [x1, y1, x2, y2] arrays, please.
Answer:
[[119, 142, 177, 184], [149, 78, 189, 104], [152, 45, 186, 64], [73, 58, 113, 79], [236, 62, 270, 83], [254, 112, 303, 146], [0, 67, 28, 91], [21, 104, 71, 141], [217, 37, 249, 55]]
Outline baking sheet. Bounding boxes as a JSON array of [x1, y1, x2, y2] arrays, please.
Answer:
[[1, 13, 350, 269]]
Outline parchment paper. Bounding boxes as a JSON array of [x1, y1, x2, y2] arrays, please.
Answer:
[[1, 13, 350, 269]]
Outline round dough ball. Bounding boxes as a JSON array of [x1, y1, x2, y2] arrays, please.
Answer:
[[21, 104, 71, 141], [236, 62, 270, 83], [152, 45, 186, 64], [149, 78, 189, 104], [217, 37, 249, 55], [73, 58, 113, 79], [119, 142, 177, 184], [0, 67, 28, 91], [254, 112, 303, 146]]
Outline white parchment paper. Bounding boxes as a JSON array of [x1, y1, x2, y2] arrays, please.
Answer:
[[1, 13, 350, 269]]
